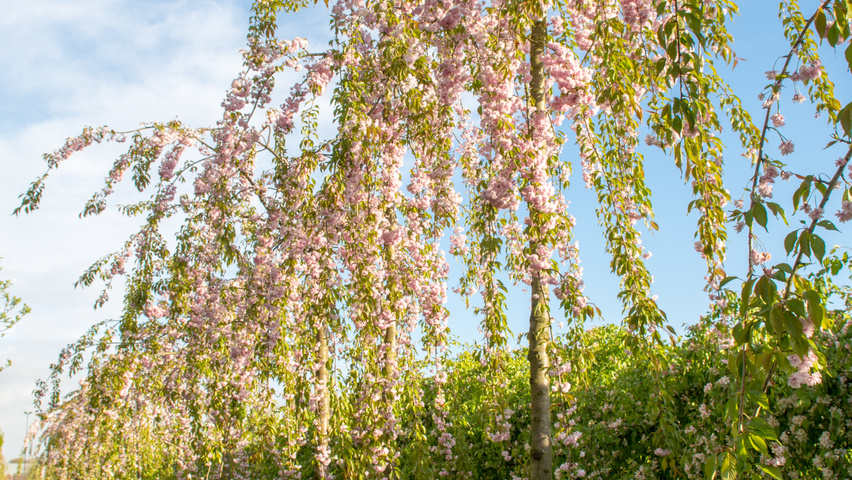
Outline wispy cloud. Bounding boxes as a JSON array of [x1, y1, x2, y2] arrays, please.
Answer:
[[0, 0, 253, 461]]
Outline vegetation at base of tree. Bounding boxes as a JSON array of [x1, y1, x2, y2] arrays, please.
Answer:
[[26, 260, 852, 479]]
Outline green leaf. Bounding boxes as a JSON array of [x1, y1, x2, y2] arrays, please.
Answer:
[[812, 302, 826, 330], [846, 43, 852, 71], [787, 298, 806, 317], [747, 389, 770, 411], [828, 21, 841, 46], [784, 230, 798, 255], [725, 396, 739, 421], [817, 219, 839, 232], [748, 432, 769, 455], [705, 454, 718, 480], [719, 276, 739, 289], [811, 234, 826, 262], [803, 289, 821, 306], [785, 311, 804, 337], [776, 263, 793, 273], [721, 452, 736, 480], [740, 279, 754, 318], [667, 40, 679, 60], [655, 57, 667, 76], [673, 115, 683, 133], [736, 435, 748, 457], [795, 176, 813, 212], [815, 7, 827, 38], [799, 230, 812, 258], [753, 202, 768, 230], [766, 201, 786, 224], [759, 464, 783, 480], [840, 103, 852, 138], [733, 321, 750, 344], [748, 417, 778, 441], [756, 275, 776, 303], [685, 138, 700, 164], [769, 305, 784, 335], [838, 0, 850, 27]]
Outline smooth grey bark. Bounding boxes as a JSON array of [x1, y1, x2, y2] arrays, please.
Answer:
[[527, 17, 553, 480]]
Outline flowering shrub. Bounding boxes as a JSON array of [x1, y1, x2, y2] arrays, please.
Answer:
[[415, 290, 852, 479]]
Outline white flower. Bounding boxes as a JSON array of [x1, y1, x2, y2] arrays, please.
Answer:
[[819, 431, 833, 449]]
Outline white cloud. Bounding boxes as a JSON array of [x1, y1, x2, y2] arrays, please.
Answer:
[[1, 0, 248, 126]]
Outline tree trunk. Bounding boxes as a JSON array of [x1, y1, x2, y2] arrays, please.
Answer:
[[528, 274, 552, 479], [382, 218, 399, 385], [315, 324, 330, 480], [383, 322, 397, 379], [528, 17, 553, 480]]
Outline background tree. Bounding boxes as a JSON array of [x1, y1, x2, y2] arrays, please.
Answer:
[[0, 429, 7, 480], [1, 259, 30, 373]]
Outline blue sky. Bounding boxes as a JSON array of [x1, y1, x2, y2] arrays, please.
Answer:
[[1, 0, 850, 463]]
